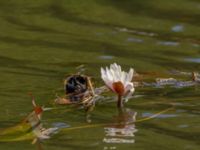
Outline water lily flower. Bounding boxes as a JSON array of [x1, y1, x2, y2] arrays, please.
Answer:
[[101, 63, 135, 108]]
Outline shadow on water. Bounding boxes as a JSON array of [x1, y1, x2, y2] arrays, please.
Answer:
[[0, 34, 196, 71], [45, 2, 200, 43], [1, 0, 200, 44], [3, 16, 64, 34], [0, 55, 61, 77], [97, 0, 200, 26]]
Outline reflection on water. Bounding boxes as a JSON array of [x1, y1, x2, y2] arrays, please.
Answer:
[[99, 55, 115, 60], [184, 58, 200, 63], [156, 78, 177, 86], [174, 81, 197, 88], [157, 41, 179, 46], [103, 108, 137, 144], [177, 124, 189, 128], [116, 27, 157, 37], [26, 109, 58, 144], [171, 25, 184, 32], [142, 112, 178, 119], [126, 37, 143, 43], [192, 44, 200, 48], [52, 122, 70, 129], [143, 76, 199, 88]]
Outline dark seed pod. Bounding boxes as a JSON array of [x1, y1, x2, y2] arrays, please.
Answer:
[[64, 75, 89, 102]]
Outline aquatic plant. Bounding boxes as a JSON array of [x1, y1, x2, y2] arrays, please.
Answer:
[[101, 63, 135, 108]]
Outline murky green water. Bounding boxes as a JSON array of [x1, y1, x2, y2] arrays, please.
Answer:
[[0, 0, 200, 149]]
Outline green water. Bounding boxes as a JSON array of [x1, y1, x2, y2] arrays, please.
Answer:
[[0, 0, 200, 149]]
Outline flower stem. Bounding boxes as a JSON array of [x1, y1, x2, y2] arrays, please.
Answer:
[[117, 95, 123, 108]]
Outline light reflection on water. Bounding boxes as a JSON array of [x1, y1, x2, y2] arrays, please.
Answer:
[[99, 55, 115, 60], [52, 122, 70, 129], [157, 41, 179, 46], [184, 58, 200, 63], [142, 74, 200, 88], [103, 108, 137, 144], [177, 124, 189, 128], [171, 25, 184, 32], [142, 112, 178, 119], [126, 37, 143, 43], [116, 27, 157, 37]]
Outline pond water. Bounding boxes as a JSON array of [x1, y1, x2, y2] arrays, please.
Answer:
[[0, 0, 200, 150]]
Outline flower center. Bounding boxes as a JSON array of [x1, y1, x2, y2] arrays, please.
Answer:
[[112, 81, 125, 96]]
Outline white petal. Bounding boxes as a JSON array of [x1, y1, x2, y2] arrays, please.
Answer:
[[125, 82, 134, 93], [111, 63, 121, 82], [110, 63, 116, 70], [101, 67, 115, 91], [106, 67, 113, 81], [101, 67, 106, 77], [111, 63, 120, 81], [101, 68, 108, 82], [116, 65, 122, 81], [120, 71, 126, 85], [114, 63, 119, 71], [106, 81, 115, 91], [128, 68, 134, 82], [101, 68, 106, 78], [124, 87, 135, 102], [111, 70, 117, 81]]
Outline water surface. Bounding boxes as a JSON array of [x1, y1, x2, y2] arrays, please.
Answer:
[[0, 0, 200, 150]]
